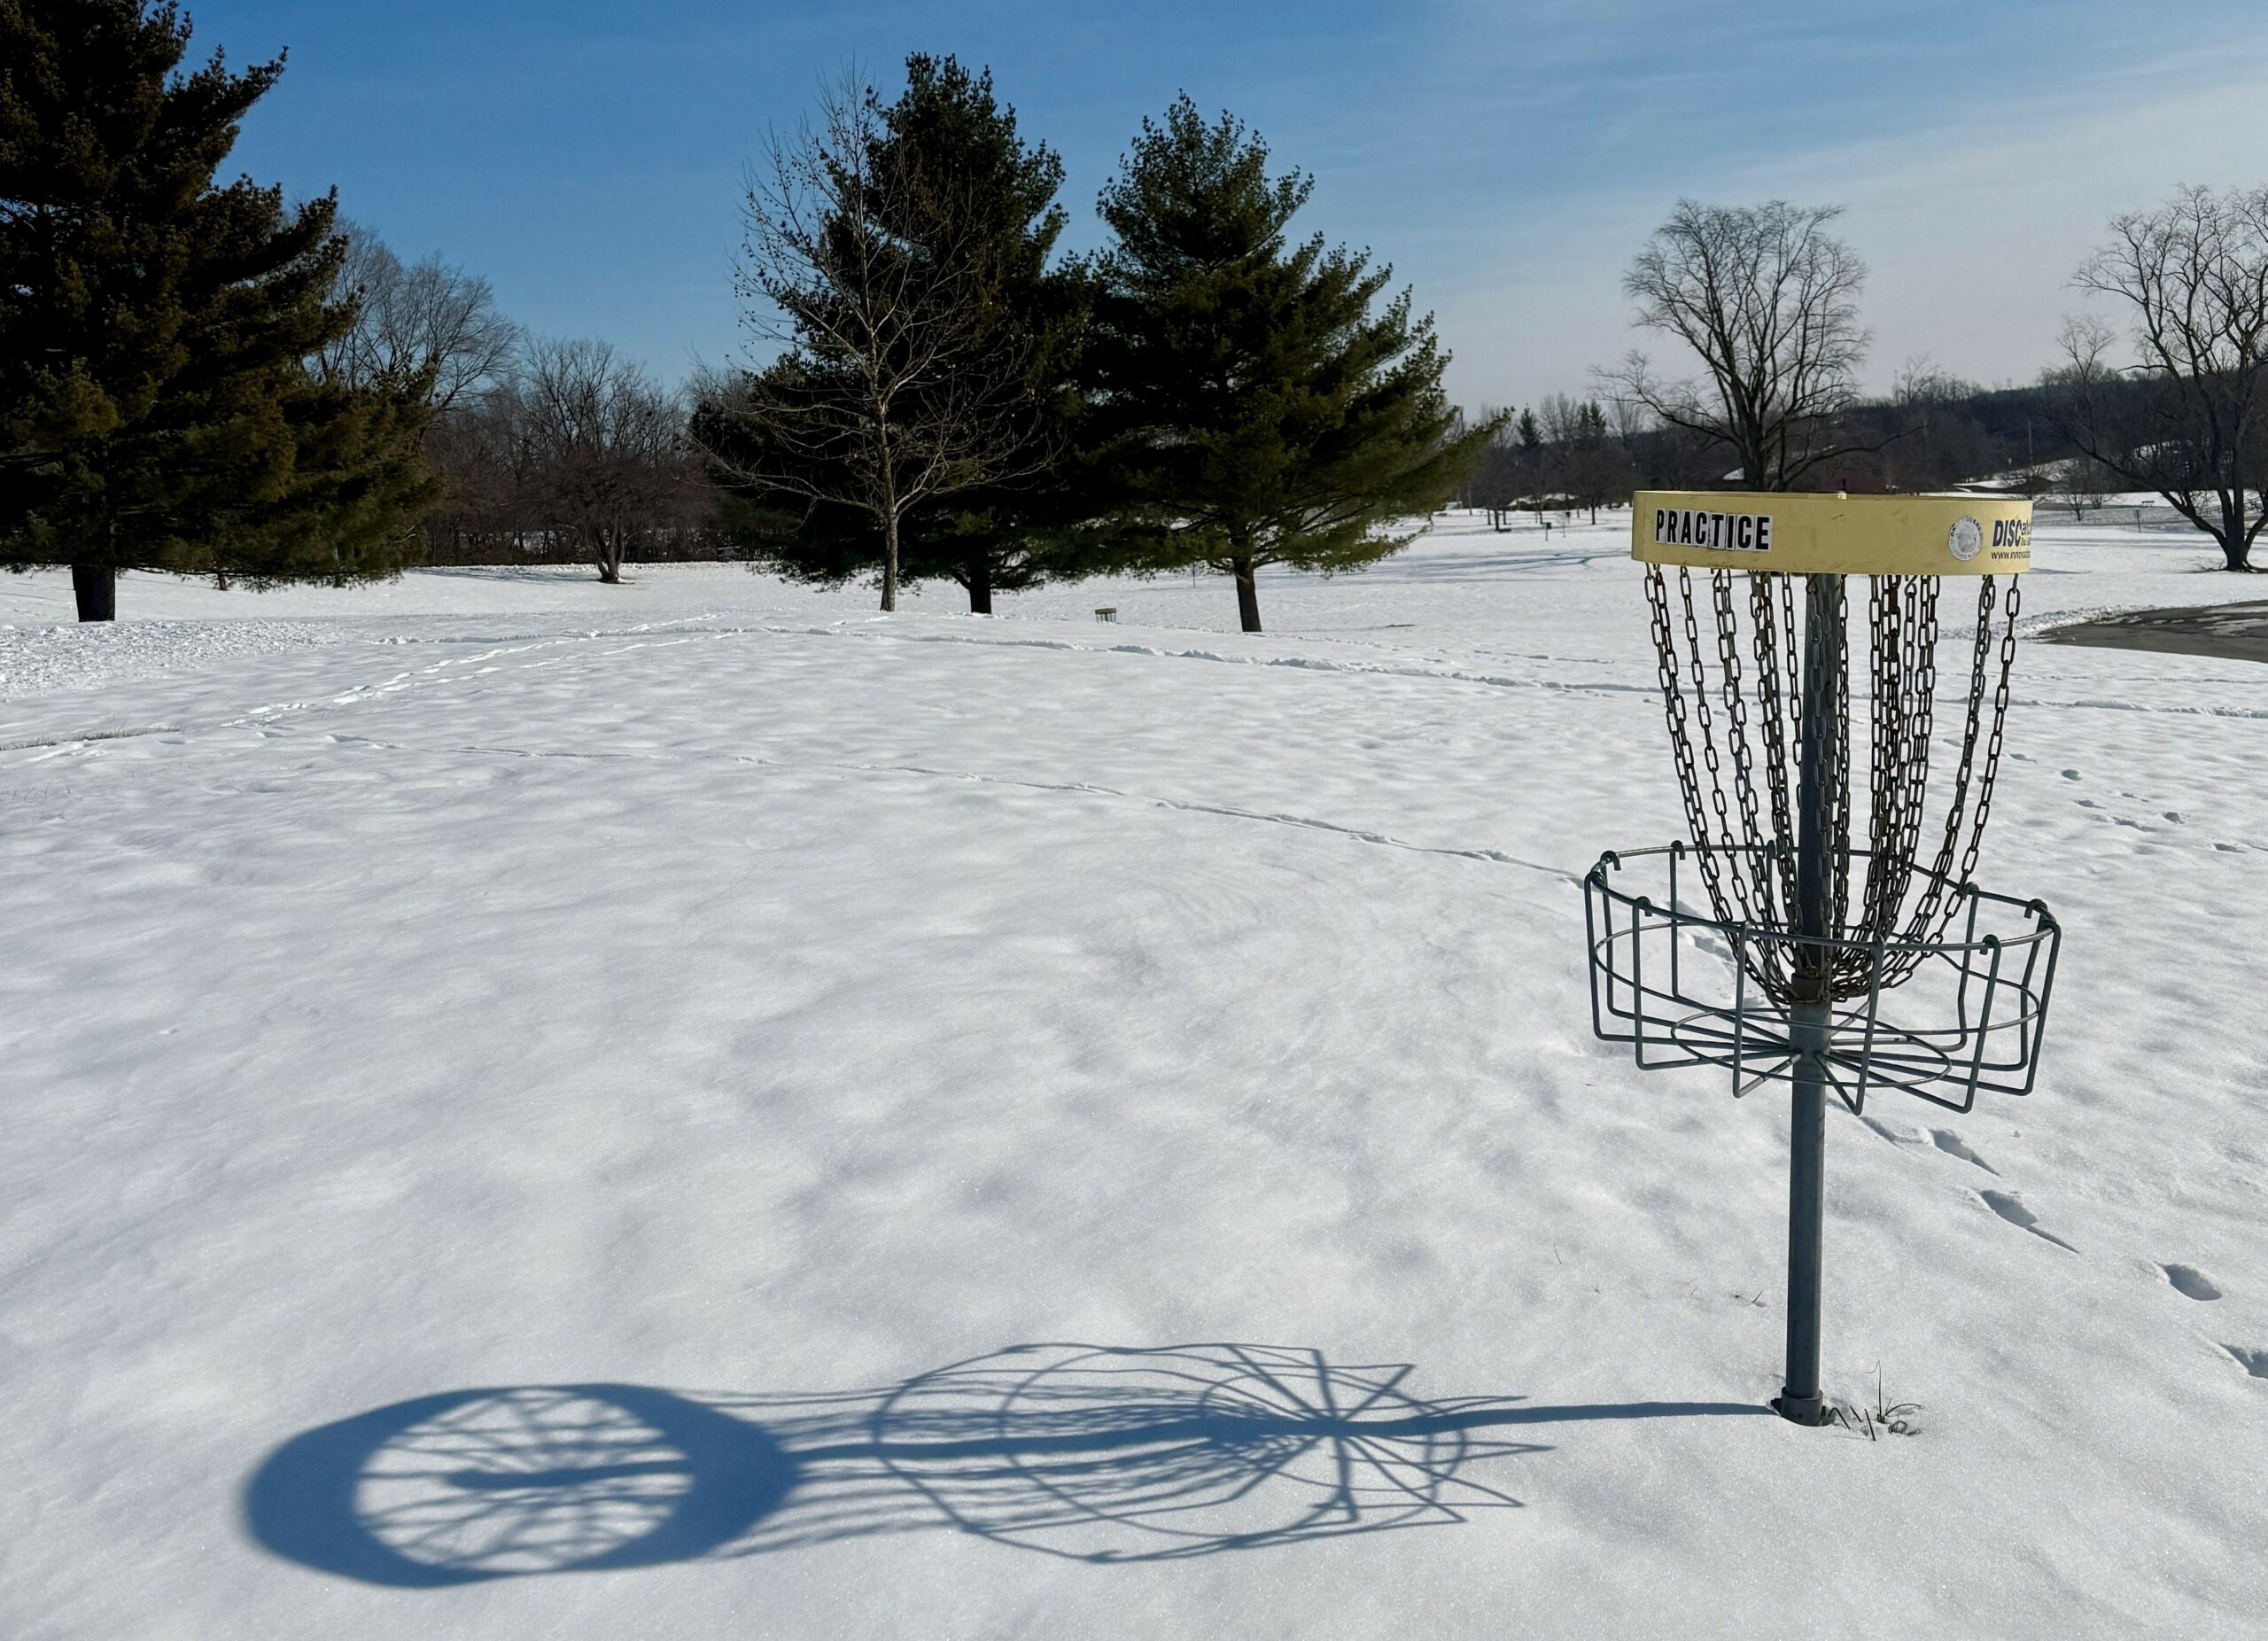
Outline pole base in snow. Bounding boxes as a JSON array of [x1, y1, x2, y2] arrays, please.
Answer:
[[1771, 1388, 1831, 1427]]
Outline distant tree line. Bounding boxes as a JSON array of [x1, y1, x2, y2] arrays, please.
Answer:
[[317, 222, 722, 581], [416, 335, 718, 580], [1461, 367, 2165, 528], [7, 4, 2261, 628], [1463, 397, 1637, 529], [0, 15, 1488, 626], [1495, 192, 2266, 570]]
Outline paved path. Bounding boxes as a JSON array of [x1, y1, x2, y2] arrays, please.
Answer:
[[2041, 599, 2268, 664]]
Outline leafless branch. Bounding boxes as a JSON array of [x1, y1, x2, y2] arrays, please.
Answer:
[[511, 338, 702, 583], [2050, 184, 2268, 569], [1597, 199, 1874, 490], [320, 220, 520, 413], [698, 71, 1047, 611]]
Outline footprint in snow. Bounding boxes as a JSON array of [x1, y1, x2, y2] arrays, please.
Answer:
[[1930, 1130, 1998, 1174], [1978, 1190, 2078, 1252], [1860, 1116, 1916, 1147], [2163, 1264, 2222, 1302], [2224, 1345, 2268, 1380]]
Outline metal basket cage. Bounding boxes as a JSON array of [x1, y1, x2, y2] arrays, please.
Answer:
[[1584, 842, 2060, 1115]]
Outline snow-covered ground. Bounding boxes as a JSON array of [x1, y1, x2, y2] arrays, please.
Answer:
[[2, 514, 2263, 1639]]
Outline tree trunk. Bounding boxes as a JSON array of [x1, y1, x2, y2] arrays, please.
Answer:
[[72, 564, 117, 622], [1232, 553, 1262, 634], [2218, 501, 2253, 571], [881, 510, 900, 611], [966, 552, 993, 615]]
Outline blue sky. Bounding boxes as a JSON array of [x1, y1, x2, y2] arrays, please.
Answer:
[[195, 0, 2268, 408]]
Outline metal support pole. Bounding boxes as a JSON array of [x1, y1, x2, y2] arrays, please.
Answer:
[[1775, 573, 1842, 1427]]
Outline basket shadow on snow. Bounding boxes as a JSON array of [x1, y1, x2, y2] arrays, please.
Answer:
[[244, 1342, 1766, 1587]]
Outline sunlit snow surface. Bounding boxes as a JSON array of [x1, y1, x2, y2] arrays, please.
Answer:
[[2, 515, 2263, 1638]]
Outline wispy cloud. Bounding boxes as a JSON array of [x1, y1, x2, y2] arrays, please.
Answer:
[[1390, 3, 2268, 403], [200, 0, 2268, 402]]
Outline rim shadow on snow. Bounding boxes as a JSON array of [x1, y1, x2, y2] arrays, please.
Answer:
[[243, 1342, 1764, 1587]]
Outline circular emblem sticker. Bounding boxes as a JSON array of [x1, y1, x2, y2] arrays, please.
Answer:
[[1949, 517, 1984, 562]]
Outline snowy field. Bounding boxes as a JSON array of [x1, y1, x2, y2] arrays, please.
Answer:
[[2, 513, 2264, 1639]]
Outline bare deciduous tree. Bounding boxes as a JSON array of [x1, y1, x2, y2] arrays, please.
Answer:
[[1569, 403, 1634, 524], [1890, 355, 1973, 410], [516, 338, 697, 583], [1601, 391, 1653, 453], [1876, 355, 2000, 493], [2045, 455, 2117, 522], [1511, 395, 1632, 523], [423, 388, 532, 558], [708, 73, 1044, 611], [2051, 184, 2268, 572], [1464, 408, 1520, 531], [322, 222, 520, 413], [1601, 199, 1873, 491], [1534, 393, 1586, 465]]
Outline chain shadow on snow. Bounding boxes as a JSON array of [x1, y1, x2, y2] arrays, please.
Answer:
[[245, 1341, 1766, 1587]]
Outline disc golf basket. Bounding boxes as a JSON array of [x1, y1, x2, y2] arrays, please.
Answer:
[[1583, 492, 2060, 1426]]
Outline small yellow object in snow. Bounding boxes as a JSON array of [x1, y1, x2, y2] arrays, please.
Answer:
[[1632, 491, 2032, 575]]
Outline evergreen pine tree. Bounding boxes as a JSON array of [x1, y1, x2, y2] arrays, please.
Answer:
[[1566, 398, 1631, 523], [0, 0, 435, 619], [880, 56, 1091, 614], [1516, 407, 1544, 521], [1084, 97, 1493, 633], [701, 56, 1083, 613]]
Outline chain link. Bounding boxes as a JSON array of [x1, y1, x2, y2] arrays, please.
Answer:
[[1646, 564, 2027, 1007]]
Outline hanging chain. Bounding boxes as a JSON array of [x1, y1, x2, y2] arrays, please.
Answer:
[[1713, 572, 1783, 932], [1956, 577, 2021, 890], [1648, 565, 1787, 999], [1645, 562, 2028, 1008], [1647, 566, 1725, 912], [1885, 575, 2020, 970], [1827, 574, 1852, 946], [1765, 574, 1800, 914]]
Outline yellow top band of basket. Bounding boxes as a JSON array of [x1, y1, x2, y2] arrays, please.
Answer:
[[1631, 491, 2032, 575]]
